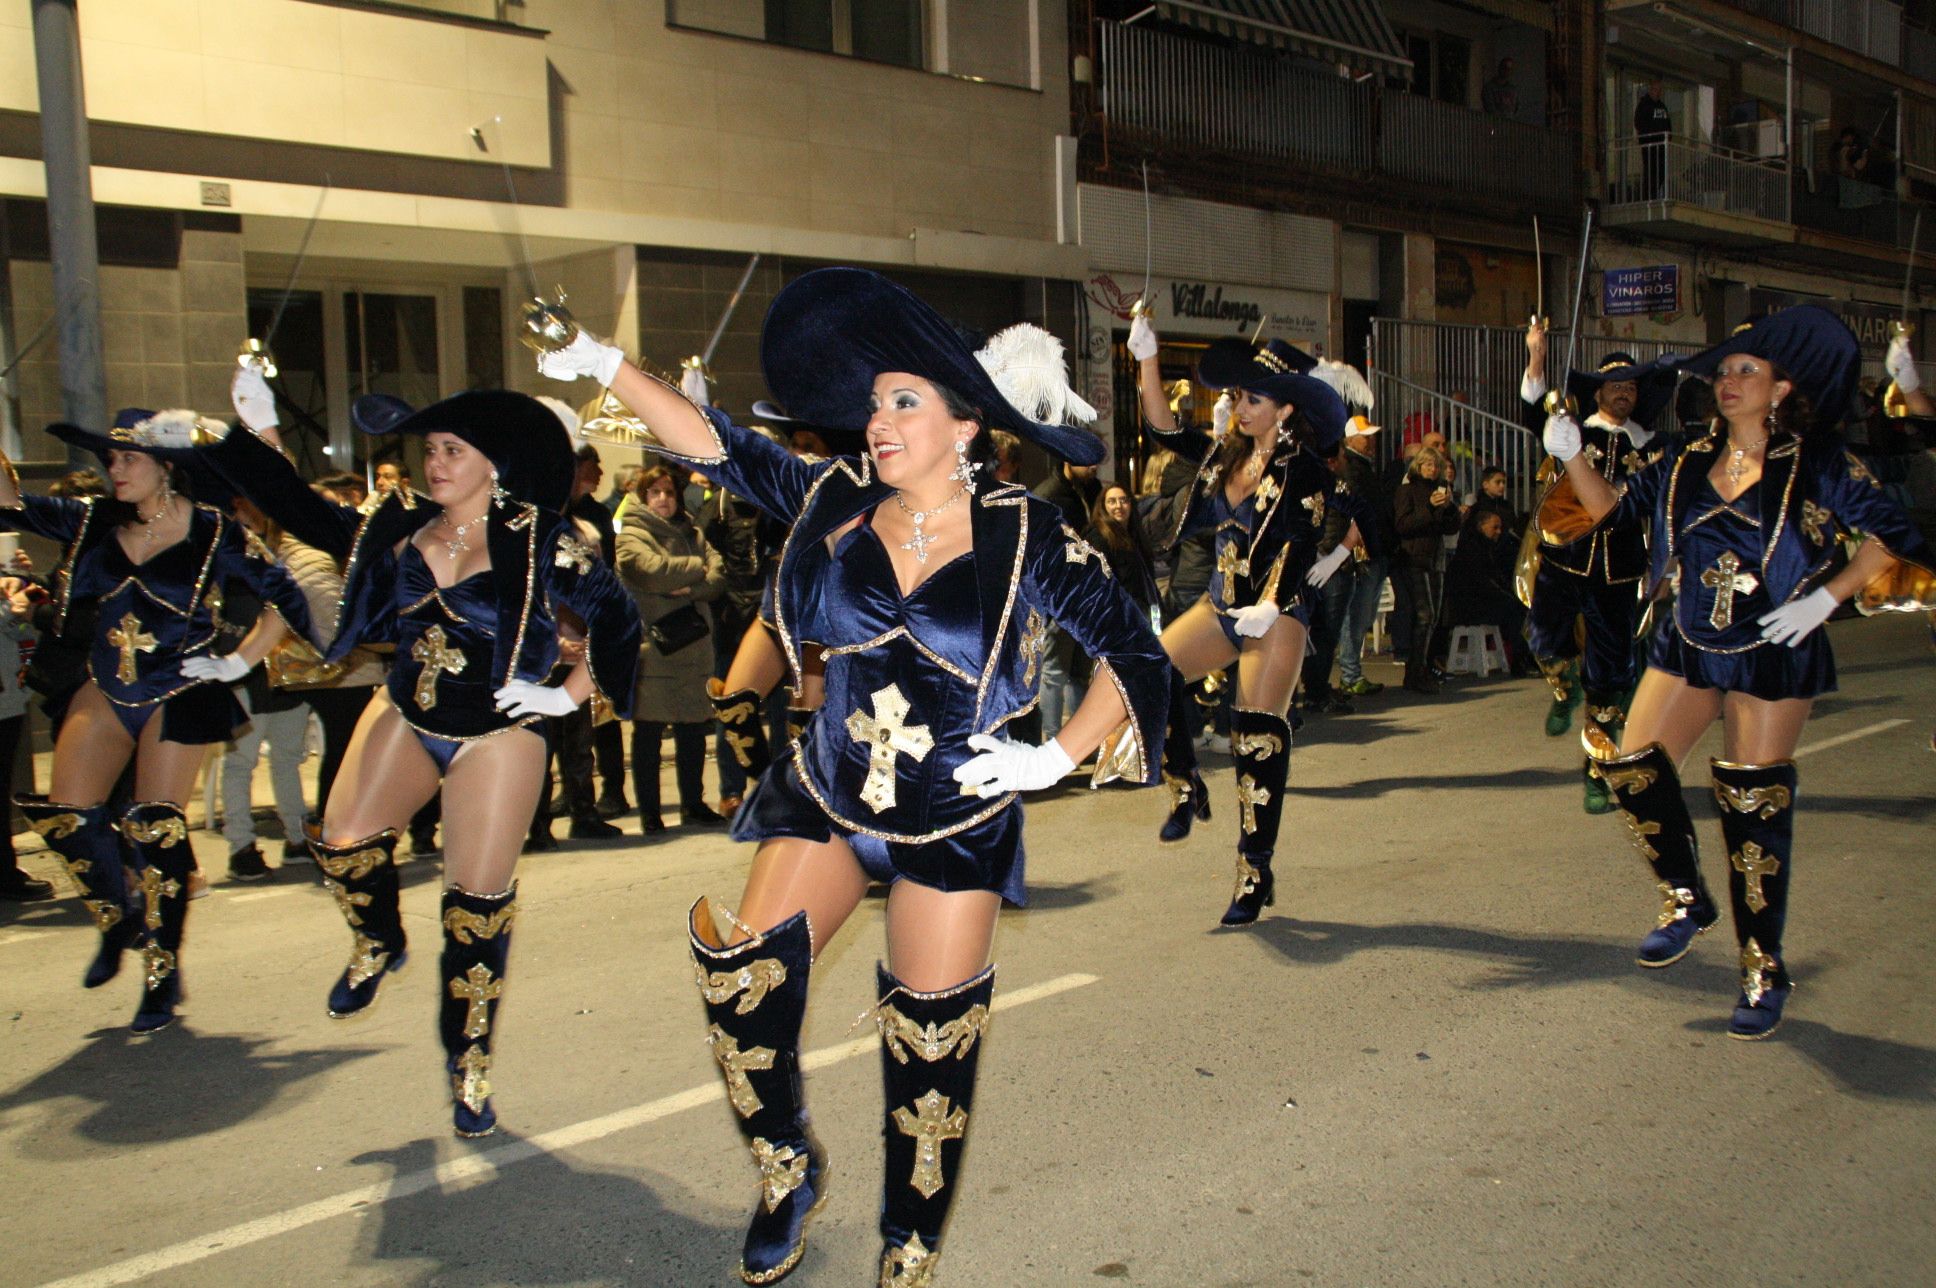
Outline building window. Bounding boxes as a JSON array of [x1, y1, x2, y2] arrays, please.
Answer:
[[669, 0, 923, 69]]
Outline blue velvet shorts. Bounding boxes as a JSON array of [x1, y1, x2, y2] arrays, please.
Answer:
[[732, 750, 1029, 906], [104, 682, 246, 745], [1648, 626, 1836, 700]]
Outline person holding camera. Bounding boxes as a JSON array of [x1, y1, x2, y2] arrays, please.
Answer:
[[1390, 447, 1461, 693]]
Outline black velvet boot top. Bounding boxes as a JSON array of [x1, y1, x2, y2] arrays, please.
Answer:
[[1222, 706, 1291, 926], [312, 829, 407, 1019], [1590, 739, 1719, 967], [16, 796, 136, 989], [875, 962, 995, 1287], [1157, 667, 1209, 844], [689, 899, 822, 1285], [1711, 759, 1799, 1039], [439, 883, 517, 1138], [121, 802, 192, 1035]]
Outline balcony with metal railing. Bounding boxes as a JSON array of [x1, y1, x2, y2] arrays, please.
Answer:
[[1602, 137, 1794, 244], [1710, 0, 1932, 78], [1093, 18, 1578, 211]]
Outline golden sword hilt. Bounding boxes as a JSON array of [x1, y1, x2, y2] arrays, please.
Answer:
[[236, 339, 278, 379], [519, 288, 580, 355]]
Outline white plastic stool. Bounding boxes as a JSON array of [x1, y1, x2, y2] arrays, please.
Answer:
[[1444, 624, 1508, 678]]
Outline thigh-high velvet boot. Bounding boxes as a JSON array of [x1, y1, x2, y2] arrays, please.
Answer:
[[1221, 707, 1291, 926], [876, 963, 994, 1286], [16, 796, 138, 988], [690, 899, 825, 1284], [1592, 741, 1719, 966], [1156, 669, 1210, 844], [1711, 759, 1798, 1039], [439, 882, 517, 1137], [711, 681, 772, 782], [312, 829, 407, 1017], [122, 802, 193, 1034]]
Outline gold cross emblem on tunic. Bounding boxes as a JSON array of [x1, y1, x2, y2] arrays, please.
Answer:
[[137, 866, 180, 931], [410, 624, 468, 711], [845, 683, 933, 814], [893, 1089, 968, 1199], [1255, 474, 1280, 507], [1580, 441, 1605, 465], [1234, 774, 1271, 835], [1729, 842, 1781, 913], [1215, 540, 1248, 584], [1699, 552, 1759, 630], [1301, 490, 1325, 528], [554, 534, 595, 575], [1800, 501, 1833, 545], [706, 1025, 776, 1118], [107, 612, 158, 683], [448, 962, 502, 1039]]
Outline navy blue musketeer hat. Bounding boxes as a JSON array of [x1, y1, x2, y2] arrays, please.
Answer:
[[759, 267, 1107, 467], [1195, 337, 1350, 452], [1565, 352, 1681, 431], [1674, 304, 1860, 431], [49, 408, 237, 508], [352, 390, 575, 512]]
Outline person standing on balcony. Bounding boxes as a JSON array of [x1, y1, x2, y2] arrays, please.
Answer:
[[1635, 80, 1672, 200], [1540, 305, 1935, 1039], [1481, 57, 1518, 119], [1522, 321, 1678, 815]]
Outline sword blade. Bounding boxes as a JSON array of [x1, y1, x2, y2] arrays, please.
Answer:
[[700, 253, 761, 368], [1139, 159, 1153, 309], [1533, 215, 1544, 323], [261, 177, 332, 351], [1901, 208, 1922, 322], [1557, 207, 1595, 400]]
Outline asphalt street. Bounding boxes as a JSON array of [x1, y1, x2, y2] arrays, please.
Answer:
[[1, 612, 1931, 1287]]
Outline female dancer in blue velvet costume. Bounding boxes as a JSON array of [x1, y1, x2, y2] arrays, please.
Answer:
[[537, 268, 1168, 1285], [1543, 305, 1936, 1039], [0, 409, 311, 1032], [200, 378, 640, 1134], [1127, 314, 1363, 926]]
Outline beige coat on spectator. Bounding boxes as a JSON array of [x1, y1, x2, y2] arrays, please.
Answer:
[[617, 506, 726, 723]]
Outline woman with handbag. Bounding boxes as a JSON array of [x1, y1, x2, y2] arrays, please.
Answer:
[[536, 270, 1169, 1286], [618, 463, 728, 833]]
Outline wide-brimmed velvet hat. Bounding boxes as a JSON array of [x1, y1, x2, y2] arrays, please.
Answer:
[[49, 408, 236, 507], [1565, 352, 1680, 430], [1194, 337, 1349, 451], [759, 267, 1107, 466], [352, 390, 574, 511], [1675, 305, 1860, 430], [749, 399, 865, 457]]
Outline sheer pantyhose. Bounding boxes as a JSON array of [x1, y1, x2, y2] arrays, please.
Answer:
[[322, 693, 544, 893], [724, 619, 826, 709], [1622, 668, 1813, 767], [49, 681, 206, 808], [1160, 597, 1306, 718], [734, 833, 1001, 992]]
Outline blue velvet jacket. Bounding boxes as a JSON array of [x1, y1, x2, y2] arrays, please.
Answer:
[[662, 408, 1168, 844], [1523, 411, 1664, 583], [0, 495, 313, 708], [1564, 426, 1936, 630], [199, 423, 640, 719], [1147, 421, 1364, 615]]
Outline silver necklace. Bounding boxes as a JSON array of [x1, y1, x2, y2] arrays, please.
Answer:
[[892, 486, 967, 563], [439, 510, 486, 560], [1725, 435, 1767, 485], [134, 494, 173, 545]]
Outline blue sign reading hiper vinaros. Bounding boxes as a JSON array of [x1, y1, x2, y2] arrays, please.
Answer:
[[1603, 265, 1679, 317]]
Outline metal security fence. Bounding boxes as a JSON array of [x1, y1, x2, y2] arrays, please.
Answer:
[[1380, 92, 1579, 205], [1606, 138, 1791, 224], [1367, 369, 1545, 515]]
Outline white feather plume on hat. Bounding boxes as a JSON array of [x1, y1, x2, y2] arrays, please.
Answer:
[[975, 324, 1097, 427], [116, 409, 217, 449], [1310, 358, 1374, 411], [535, 395, 583, 447]]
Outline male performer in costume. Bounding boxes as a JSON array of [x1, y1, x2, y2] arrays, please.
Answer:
[[1522, 321, 1677, 813]]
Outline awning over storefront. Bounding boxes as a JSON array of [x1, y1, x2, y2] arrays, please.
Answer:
[[1152, 0, 1411, 76]]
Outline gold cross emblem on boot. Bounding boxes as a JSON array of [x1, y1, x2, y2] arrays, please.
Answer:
[[893, 1089, 968, 1199], [1729, 842, 1781, 913], [448, 962, 502, 1039], [845, 683, 933, 813]]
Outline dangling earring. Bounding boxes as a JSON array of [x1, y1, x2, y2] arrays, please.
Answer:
[[949, 439, 978, 495], [490, 468, 509, 509], [1765, 399, 1780, 433]]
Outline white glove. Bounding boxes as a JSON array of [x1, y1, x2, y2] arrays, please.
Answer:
[[1212, 392, 1234, 441], [494, 680, 579, 719], [1127, 314, 1159, 361], [1306, 545, 1352, 588], [537, 331, 624, 386], [1886, 334, 1920, 393], [182, 653, 250, 684], [1756, 587, 1838, 647], [230, 366, 278, 432], [1543, 413, 1581, 463], [951, 734, 1076, 798], [1231, 602, 1281, 639]]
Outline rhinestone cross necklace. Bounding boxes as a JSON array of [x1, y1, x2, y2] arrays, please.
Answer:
[[1725, 435, 1767, 486], [439, 510, 486, 560], [893, 486, 967, 563]]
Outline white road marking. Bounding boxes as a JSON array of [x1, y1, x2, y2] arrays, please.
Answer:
[[225, 889, 306, 904], [34, 971, 1099, 1288], [1792, 718, 1908, 759]]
